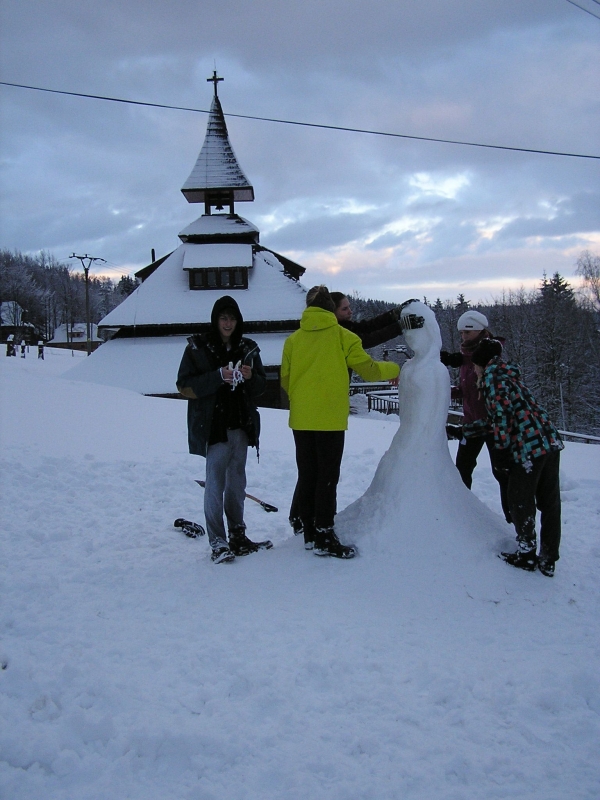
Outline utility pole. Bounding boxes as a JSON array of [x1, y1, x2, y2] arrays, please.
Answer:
[[69, 254, 106, 355]]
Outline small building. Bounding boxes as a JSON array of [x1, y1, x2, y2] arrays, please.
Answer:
[[67, 73, 307, 405], [49, 323, 102, 351], [0, 301, 36, 343]]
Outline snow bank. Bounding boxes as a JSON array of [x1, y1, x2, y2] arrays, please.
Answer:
[[1, 353, 599, 800]]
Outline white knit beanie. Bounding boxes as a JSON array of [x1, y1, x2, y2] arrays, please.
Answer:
[[457, 310, 489, 331]]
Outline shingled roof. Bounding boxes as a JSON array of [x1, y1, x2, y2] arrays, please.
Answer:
[[181, 91, 254, 207]]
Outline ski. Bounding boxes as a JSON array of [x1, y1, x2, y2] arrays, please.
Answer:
[[174, 518, 206, 538], [195, 480, 278, 513]]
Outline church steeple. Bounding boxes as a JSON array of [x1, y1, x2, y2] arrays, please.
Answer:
[[181, 72, 255, 215]]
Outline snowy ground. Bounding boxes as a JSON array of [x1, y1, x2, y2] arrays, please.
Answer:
[[1, 349, 599, 800]]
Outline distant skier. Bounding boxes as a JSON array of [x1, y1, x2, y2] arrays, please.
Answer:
[[20, 340, 26, 358], [176, 296, 268, 564], [6, 335, 16, 357], [37, 341, 44, 359]]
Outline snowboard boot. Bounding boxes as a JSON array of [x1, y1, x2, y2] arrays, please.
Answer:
[[314, 527, 356, 559], [211, 545, 235, 564], [228, 527, 273, 556], [499, 547, 537, 572]]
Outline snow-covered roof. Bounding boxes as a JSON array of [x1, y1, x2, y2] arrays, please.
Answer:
[[50, 323, 101, 343], [182, 244, 253, 269], [179, 213, 259, 241], [99, 244, 306, 328], [181, 95, 254, 204], [64, 333, 291, 395]]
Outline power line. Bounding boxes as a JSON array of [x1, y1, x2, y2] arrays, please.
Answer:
[[564, 0, 600, 20], [1, 79, 599, 161]]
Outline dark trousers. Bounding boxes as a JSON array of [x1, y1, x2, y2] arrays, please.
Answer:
[[292, 430, 345, 530], [508, 450, 562, 562], [456, 434, 511, 522]]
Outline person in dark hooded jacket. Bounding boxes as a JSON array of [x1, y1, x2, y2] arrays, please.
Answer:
[[176, 296, 267, 564]]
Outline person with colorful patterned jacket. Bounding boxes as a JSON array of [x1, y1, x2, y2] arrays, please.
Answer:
[[471, 338, 564, 577]]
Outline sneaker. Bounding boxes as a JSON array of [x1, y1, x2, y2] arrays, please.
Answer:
[[211, 546, 235, 564], [499, 548, 537, 571], [538, 558, 555, 577], [314, 527, 356, 559]]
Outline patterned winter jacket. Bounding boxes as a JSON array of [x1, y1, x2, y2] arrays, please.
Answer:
[[479, 358, 563, 470]]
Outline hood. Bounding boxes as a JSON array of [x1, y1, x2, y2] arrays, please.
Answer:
[[210, 295, 244, 346], [484, 359, 521, 382], [299, 306, 339, 332]]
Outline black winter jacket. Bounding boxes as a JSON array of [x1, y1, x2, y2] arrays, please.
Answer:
[[176, 333, 266, 458], [340, 310, 402, 350]]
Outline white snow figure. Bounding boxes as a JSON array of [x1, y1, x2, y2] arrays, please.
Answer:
[[339, 301, 507, 561]]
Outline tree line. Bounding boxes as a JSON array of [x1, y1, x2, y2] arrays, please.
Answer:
[[2, 247, 598, 434], [350, 252, 600, 436], [0, 249, 137, 342]]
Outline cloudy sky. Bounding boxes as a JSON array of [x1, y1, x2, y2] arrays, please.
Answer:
[[1, 0, 599, 304]]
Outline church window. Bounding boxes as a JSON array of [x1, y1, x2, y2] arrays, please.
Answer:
[[187, 268, 248, 290]]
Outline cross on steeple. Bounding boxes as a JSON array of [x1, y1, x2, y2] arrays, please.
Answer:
[[207, 70, 223, 97]]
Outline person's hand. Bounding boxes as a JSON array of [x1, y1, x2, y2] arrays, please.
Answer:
[[241, 365, 252, 380], [220, 365, 235, 384]]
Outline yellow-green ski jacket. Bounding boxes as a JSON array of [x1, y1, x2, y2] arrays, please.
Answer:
[[281, 306, 400, 431]]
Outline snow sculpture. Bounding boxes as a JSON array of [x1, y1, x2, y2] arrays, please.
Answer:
[[339, 301, 506, 560]]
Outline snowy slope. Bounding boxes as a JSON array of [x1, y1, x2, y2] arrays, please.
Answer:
[[1, 351, 599, 800]]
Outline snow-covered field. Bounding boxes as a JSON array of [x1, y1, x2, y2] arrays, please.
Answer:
[[1, 348, 599, 800]]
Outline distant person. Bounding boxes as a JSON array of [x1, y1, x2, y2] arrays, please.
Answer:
[[330, 293, 419, 349], [287, 292, 422, 533], [6, 335, 15, 357], [37, 341, 44, 360], [441, 310, 510, 522], [20, 340, 26, 358], [471, 339, 564, 577], [281, 285, 403, 558], [176, 296, 267, 564]]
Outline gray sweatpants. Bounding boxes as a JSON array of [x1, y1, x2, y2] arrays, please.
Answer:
[[204, 428, 248, 550]]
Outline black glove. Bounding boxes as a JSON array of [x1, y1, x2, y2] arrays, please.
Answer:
[[440, 350, 463, 368], [445, 424, 463, 441], [399, 314, 424, 331]]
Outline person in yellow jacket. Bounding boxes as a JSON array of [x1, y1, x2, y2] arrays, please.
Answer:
[[281, 285, 412, 558]]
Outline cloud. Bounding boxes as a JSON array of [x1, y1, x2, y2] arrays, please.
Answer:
[[1, 0, 599, 300]]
